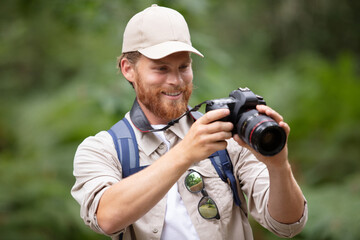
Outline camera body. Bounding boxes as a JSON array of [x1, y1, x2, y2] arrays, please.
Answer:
[[205, 87, 286, 156]]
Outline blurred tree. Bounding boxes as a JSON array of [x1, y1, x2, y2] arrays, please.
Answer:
[[1, 0, 359, 239]]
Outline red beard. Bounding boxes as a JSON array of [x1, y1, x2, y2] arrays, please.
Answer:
[[135, 76, 193, 122]]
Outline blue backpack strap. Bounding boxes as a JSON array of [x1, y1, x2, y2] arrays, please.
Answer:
[[108, 118, 147, 178], [209, 150, 242, 207], [191, 110, 242, 207], [108, 113, 241, 211]]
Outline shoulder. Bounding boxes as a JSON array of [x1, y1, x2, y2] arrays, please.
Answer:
[[77, 131, 115, 153], [74, 131, 119, 170]]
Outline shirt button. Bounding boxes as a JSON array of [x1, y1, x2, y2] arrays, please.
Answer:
[[153, 228, 159, 233]]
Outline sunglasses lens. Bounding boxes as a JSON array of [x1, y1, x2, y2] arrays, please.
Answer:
[[198, 196, 219, 219], [185, 171, 203, 193], [185, 170, 220, 220]]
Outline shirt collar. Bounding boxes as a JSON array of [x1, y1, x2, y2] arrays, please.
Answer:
[[129, 98, 154, 132], [126, 99, 196, 156]]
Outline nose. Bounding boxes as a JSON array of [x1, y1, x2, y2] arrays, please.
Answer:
[[167, 71, 183, 85]]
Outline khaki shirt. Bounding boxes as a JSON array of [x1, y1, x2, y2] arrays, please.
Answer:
[[71, 113, 308, 240]]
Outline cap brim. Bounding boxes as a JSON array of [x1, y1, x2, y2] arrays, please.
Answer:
[[138, 41, 204, 59]]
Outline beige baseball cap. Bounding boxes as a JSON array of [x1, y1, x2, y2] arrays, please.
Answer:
[[122, 4, 204, 59]]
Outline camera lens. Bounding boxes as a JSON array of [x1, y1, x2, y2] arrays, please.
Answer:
[[237, 110, 286, 156], [251, 121, 286, 156]]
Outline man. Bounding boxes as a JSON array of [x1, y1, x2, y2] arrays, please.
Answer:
[[71, 4, 307, 240]]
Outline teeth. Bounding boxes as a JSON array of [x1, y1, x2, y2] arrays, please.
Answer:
[[165, 92, 181, 96]]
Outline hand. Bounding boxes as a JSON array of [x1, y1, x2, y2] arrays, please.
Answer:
[[233, 105, 290, 169], [178, 109, 234, 164]]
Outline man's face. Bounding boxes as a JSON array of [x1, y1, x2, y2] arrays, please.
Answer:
[[132, 52, 193, 122]]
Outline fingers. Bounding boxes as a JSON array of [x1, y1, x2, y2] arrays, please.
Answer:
[[182, 111, 233, 162], [206, 120, 233, 134], [256, 105, 283, 123], [206, 129, 233, 142], [279, 121, 290, 136], [194, 110, 233, 138], [183, 109, 233, 160], [256, 105, 290, 135], [197, 109, 230, 125], [192, 121, 233, 144]]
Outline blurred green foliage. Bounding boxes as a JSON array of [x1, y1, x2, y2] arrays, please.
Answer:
[[1, 0, 359, 239]]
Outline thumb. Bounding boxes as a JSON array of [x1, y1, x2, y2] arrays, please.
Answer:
[[233, 134, 247, 148]]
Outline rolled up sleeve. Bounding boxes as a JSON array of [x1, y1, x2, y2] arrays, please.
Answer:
[[264, 200, 308, 238], [71, 131, 124, 237], [227, 139, 308, 238]]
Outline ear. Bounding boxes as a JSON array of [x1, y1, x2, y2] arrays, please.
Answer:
[[120, 58, 136, 84]]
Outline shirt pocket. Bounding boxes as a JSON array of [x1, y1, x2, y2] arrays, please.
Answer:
[[189, 159, 234, 220]]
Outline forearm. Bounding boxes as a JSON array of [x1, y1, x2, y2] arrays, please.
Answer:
[[97, 109, 232, 234], [267, 161, 305, 224], [97, 144, 191, 234]]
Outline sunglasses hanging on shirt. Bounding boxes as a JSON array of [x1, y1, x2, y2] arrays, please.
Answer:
[[185, 170, 220, 220]]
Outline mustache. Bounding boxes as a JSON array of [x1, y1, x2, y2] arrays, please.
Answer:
[[159, 83, 193, 93]]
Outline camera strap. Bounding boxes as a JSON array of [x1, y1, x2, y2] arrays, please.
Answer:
[[129, 98, 210, 133]]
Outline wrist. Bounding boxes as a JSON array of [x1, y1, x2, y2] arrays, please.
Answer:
[[169, 142, 193, 169], [266, 159, 292, 175]]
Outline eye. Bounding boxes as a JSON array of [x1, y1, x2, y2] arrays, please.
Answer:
[[157, 65, 168, 71], [179, 64, 189, 70]]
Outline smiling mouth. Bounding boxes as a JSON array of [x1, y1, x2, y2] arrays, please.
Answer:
[[163, 91, 182, 97]]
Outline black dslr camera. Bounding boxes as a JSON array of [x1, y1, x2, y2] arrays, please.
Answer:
[[205, 87, 286, 156]]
